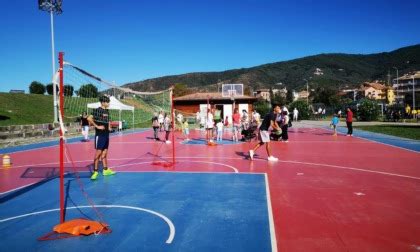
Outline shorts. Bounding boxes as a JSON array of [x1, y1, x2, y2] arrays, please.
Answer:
[[258, 130, 270, 143], [95, 135, 109, 150]]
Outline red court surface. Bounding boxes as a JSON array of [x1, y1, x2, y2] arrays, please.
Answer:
[[1, 127, 420, 251]]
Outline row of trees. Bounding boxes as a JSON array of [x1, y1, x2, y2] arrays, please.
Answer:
[[29, 81, 99, 98], [254, 97, 382, 122]]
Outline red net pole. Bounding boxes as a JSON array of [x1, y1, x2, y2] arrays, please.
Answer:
[[170, 88, 175, 167], [58, 52, 65, 224], [206, 96, 209, 142]]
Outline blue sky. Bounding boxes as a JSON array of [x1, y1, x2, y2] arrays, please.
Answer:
[[0, 0, 419, 92]]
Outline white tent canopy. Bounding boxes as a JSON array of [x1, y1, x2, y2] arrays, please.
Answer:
[[87, 96, 134, 129]]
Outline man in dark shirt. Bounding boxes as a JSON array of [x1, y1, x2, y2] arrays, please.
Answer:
[[87, 95, 116, 180], [249, 104, 281, 161]]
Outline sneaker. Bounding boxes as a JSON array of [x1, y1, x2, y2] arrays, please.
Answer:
[[103, 168, 116, 176], [166, 140, 172, 144], [268, 156, 279, 162], [90, 171, 99, 180], [249, 150, 254, 160]]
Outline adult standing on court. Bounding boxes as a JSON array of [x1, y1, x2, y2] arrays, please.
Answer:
[[249, 104, 281, 162], [346, 107, 353, 136], [293, 108, 298, 122], [206, 108, 215, 142], [232, 108, 241, 142], [80, 111, 90, 142], [158, 111, 164, 131], [152, 112, 160, 141], [88, 95, 116, 180]]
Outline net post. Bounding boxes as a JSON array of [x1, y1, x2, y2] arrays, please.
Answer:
[[170, 87, 175, 167], [206, 96, 209, 142], [58, 51, 65, 224]]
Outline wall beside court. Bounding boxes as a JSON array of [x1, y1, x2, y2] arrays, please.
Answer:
[[0, 122, 81, 148]]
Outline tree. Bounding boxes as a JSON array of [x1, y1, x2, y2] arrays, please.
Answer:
[[311, 86, 337, 106], [253, 100, 271, 116], [328, 94, 341, 109], [78, 84, 98, 98], [357, 98, 381, 121], [271, 93, 286, 106], [286, 90, 294, 104], [46, 83, 54, 95], [173, 83, 191, 97], [288, 100, 311, 120], [244, 86, 252, 96], [29, 81, 45, 94], [64, 85, 74, 96]]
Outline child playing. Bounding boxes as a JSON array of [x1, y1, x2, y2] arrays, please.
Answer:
[[216, 120, 224, 141], [182, 119, 190, 141], [330, 113, 339, 136], [164, 113, 172, 144]]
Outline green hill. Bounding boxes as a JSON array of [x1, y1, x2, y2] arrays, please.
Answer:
[[0, 93, 54, 126], [124, 44, 420, 92], [0, 93, 168, 127]]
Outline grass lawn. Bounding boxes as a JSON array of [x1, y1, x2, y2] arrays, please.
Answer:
[[354, 125, 420, 140], [0, 92, 170, 127]]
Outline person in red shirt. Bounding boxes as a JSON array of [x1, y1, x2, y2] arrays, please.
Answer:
[[232, 108, 241, 142], [346, 107, 353, 136]]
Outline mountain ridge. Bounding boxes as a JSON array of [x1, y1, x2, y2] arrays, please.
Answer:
[[123, 44, 420, 93]]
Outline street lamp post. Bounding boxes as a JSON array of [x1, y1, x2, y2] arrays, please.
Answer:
[[39, 0, 63, 123], [303, 79, 309, 104], [413, 75, 416, 111], [393, 67, 399, 103]]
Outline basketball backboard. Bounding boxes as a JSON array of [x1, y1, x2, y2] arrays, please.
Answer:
[[222, 84, 244, 98]]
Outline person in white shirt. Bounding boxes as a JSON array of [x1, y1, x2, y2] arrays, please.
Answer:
[[158, 111, 164, 131], [241, 110, 249, 130], [216, 120, 224, 141], [251, 110, 261, 126], [176, 113, 183, 131], [196, 111, 201, 126], [163, 113, 172, 144], [206, 109, 214, 142], [317, 107, 322, 120], [293, 108, 298, 122]]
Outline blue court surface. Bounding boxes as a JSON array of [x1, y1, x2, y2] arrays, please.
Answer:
[[0, 172, 274, 251], [336, 126, 420, 152]]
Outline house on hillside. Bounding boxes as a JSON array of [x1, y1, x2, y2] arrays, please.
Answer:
[[314, 68, 324, 76], [173, 92, 257, 124], [297, 90, 309, 101], [393, 71, 420, 105], [360, 82, 388, 100], [254, 89, 271, 101]]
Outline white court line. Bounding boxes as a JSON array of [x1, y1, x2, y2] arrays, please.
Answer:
[[278, 159, 420, 181], [117, 160, 239, 173], [3, 155, 419, 181], [0, 182, 38, 196], [0, 205, 175, 244], [265, 174, 278, 252]]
